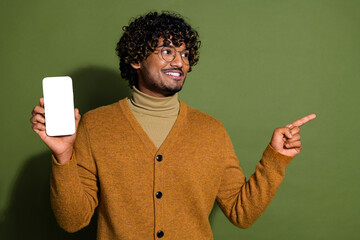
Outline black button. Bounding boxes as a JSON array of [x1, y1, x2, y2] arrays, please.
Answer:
[[157, 230, 164, 238], [156, 155, 163, 162], [156, 191, 162, 199]]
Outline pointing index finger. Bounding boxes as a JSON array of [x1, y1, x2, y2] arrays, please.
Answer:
[[288, 114, 316, 128]]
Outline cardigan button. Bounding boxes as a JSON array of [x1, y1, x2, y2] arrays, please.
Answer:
[[156, 191, 163, 199], [157, 230, 164, 238], [156, 155, 163, 162]]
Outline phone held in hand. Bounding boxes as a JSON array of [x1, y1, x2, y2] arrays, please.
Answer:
[[42, 76, 75, 136]]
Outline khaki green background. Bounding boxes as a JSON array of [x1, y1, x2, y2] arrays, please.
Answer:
[[1, 0, 359, 239]]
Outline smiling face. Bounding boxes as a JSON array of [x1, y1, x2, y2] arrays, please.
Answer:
[[131, 38, 190, 97]]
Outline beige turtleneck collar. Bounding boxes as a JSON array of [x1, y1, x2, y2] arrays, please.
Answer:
[[127, 86, 180, 148], [129, 86, 179, 117]]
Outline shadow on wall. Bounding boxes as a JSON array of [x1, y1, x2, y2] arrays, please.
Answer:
[[0, 151, 98, 240], [209, 203, 220, 226], [71, 66, 131, 113], [0, 66, 130, 240]]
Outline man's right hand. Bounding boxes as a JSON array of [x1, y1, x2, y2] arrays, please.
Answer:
[[30, 97, 81, 164]]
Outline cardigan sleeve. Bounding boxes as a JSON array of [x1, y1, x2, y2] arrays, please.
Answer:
[[215, 129, 293, 229], [50, 115, 99, 232]]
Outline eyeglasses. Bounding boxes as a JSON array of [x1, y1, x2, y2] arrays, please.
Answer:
[[155, 45, 190, 65]]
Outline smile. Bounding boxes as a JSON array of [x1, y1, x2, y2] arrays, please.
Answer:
[[165, 72, 181, 77], [162, 68, 184, 79]]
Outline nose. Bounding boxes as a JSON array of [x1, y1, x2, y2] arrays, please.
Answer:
[[170, 51, 183, 68]]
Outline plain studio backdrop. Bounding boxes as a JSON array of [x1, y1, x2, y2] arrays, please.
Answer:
[[0, 0, 359, 239]]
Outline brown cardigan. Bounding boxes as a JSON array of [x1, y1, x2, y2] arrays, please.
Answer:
[[50, 98, 293, 239]]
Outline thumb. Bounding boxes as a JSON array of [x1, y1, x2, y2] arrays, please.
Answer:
[[74, 108, 81, 130], [274, 127, 292, 139], [271, 127, 292, 150], [282, 127, 292, 139]]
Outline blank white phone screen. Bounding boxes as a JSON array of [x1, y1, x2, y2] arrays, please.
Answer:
[[42, 76, 75, 136]]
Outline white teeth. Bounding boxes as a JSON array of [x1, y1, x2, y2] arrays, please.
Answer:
[[165, 72, 181, 77]]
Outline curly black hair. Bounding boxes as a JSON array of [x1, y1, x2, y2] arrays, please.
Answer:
[[116, 11, 201, 87]]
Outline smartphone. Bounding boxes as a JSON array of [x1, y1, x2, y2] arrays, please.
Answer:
[[42, 76, 75, 136]]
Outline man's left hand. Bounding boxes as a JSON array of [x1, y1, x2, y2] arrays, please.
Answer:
[[270, 114, 316, 157]]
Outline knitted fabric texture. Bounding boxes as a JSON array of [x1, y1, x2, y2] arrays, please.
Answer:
[[50, 98, 293, 239]]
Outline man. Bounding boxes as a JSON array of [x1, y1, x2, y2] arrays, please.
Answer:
[[30, 11, 315, 239]]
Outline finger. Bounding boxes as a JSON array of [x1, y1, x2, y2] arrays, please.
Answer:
[[286, 134, 300, 143], [284, 127, 292, 139], [30, 114, 45, 124], [32, 122, 46, 132], [285, 141, 302, 149], [289, 113, 316, 128], [32, 105, 45, 116], [31, 107, 37, 116], [39, 97, 44, 108], [290, 126, 300, 136], [74, 108, 80, 118], [74, 108, 81, 129], [274, 127, 292, 139]]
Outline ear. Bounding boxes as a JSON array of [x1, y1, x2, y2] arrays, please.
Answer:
[[131, 62, 141, 69]]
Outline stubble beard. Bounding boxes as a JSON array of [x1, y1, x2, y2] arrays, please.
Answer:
[[153, 77, 186, 97]]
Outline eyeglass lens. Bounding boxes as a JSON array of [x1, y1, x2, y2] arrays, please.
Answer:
[[160, 46, 189, 65]]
